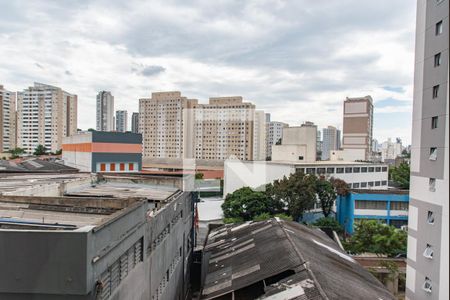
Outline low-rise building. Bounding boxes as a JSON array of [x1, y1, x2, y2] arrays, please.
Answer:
[[0, 173, 195, 300], [62, 131, 142, 173], [224, 160, 389, 196], [336, 189, 409, 234]]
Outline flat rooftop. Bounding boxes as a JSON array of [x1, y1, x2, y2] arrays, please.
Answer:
[[228, 160, 386, 166]]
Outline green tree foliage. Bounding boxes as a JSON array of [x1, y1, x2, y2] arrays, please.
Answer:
[[54, 149, 62, 155], [266, 172, 317, 221], [253, 212, 271, 221], [389, 162, 410, 189], [344, 220, 407, 257], [329, 177, 350, 196], [222, 187, 283, 221], [33, 144, 48, 156], [8, 147, 26, 159], [316, 179, 337, 217], [313, 217, 344, 234], [195, 172, 204, 180]]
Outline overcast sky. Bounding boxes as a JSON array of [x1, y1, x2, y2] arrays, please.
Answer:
[[0, 0, 416, 144]]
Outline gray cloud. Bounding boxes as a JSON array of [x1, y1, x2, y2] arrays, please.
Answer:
[[141, 65, 166, 77]]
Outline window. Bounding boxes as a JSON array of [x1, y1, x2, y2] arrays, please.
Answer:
[[353, 167, 360, 173], [306, 168, 316, 175], [368, 182, 374, 187], [433, 85, 439, 99], [436, 21, 443, 35], [431, 116, 438, 129], [110, 163, 116, 171], [427, 211, 435, 224], [120, 163, 125, 171], [100, 163, 106, 172], [326, 167, 335, 174], [336, 167, 344, 174], [375, 167, 381, 172], [382, 167, 388, 172], [298, 156, 304, 160], [361, 167, 368, 173], [434, 53, 441, 67], [429, 147, 437, 160], [361, 182, 367, 188], [355, 200, 387, 210], [317, 168, 326, 174], [390, 201, 408, 210], [297, 168, 305, 174], [375, 181, 381, 186], [381, 180, 387, 186], [423, 244, 434, 259], [129, 163, 134, 171], [423, 277, 432, 293], [353, 182, 360, 188], [345, 167, 352, 173], [429, 178, 436, 192], [368, 167, 374, 172]]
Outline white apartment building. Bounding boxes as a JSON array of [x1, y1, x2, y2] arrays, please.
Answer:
[[96, 91, 114, 131], [224, 160, 389, 196], [131, 112, 139, 133], [322, 126, 341, 160], [266, 119, 288, 159], [381, 138, 403, 162], [139, 91, 197, 159], [272, 122, 317, 163], [407, 0, 449, 299], [253, 110, 266, 161], [115, 110, 128, 132], [0, 85, 16, 152], [17, 83, 77, 153]]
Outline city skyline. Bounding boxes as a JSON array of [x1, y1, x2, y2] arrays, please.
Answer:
[[0, 0, 416, 144]]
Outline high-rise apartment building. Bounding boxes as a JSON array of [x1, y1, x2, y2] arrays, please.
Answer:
[[193, 96, 257, 160], [381, 138, 403, 162], [96, 91, 114, 131], [322, 126, 341, 160], [115, 110, 128, 132], [253, 110, 266, 161], [342, 96, 373, 161], [131, 112, 139, 133], [407, 0, 449, 299], [0, 85, 16, 152], [139, 91, 197, 159], [17, 83, 77, 153], [266, 119, 289, 159]]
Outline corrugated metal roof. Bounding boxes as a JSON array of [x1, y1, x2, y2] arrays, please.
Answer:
[[201, 219, 395, 300]]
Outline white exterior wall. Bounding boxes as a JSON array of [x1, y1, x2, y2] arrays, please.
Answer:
[[272, 144, 308, 162]]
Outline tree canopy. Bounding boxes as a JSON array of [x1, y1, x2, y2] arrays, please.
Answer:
[[344, 220, 407, 257], [389, 162, 410, 189], [8, 147, 26, 158], [222, 187, 283, 221], [33, 144, 48, 156]]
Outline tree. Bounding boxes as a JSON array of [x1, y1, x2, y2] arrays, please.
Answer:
[[87, 128, 96, 132], [316, 179, 337, 217], [222, 187, 283, 221], [344, 220, 407, 257], [54, 149, 62, 155], [390, 162, 410, 189], [8, 147, 26, 159], [33, 144, 48, 156], [195, 172, 204, 180], [313, 217, 344, 234], [266, 172, 317, 221]]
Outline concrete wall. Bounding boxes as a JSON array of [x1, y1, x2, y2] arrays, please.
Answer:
[[272, 144, 309, 162]]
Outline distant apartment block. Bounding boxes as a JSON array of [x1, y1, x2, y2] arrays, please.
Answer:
[[139, 91, 197, 159], [342, 96, 373, 161], [115, 110, 128, 132], [336, 189, 409, 234], [96, 91, 114, 131], [381, 138, 403, 162], [272, 121, 317, 163], [322, 126, 341, 160], [0, 85, 16, 152], [265, 116, 288, 159], [193, 96, 259, 160], [62, 131, 142, 173], [407, 0, 449, 299], [131, 112, 139, 133], [17, 83, 77, 153]]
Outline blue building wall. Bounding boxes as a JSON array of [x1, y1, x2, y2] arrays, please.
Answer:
[[336, 191, 409, 234]]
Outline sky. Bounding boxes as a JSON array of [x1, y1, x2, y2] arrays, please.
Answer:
[[0, 0, 416, 145]]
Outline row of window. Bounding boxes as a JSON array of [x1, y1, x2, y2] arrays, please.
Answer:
[[354, 200, 408, 210], [297, 165, 388, 175], [152, 249, 182, 300], [98, 162, 136, 172], [148, 210, 184, 254]]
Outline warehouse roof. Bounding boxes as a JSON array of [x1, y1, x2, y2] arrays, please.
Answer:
[[201, 219, 394, 300]]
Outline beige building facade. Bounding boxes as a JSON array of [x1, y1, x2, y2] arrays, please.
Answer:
[[139, 91, 197, 159], [272, 122, 317, 163], [342, 96, 374, 161], [17, 83, 77, 153], [0, 85, 17, 152]]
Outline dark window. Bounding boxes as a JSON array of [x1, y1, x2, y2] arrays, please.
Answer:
[[355, 200, 387, 209], [298, 156, 304, 160], [336, 167, 344, 173], [361, 167, 368, 173], [353, 183, 360, 188], [297, 168, 305, 174], [306, 168, 316, 175], [436, 20, 443, 35], [432, 116, 438, 129], [353, 167, 360, 173], [375, 181, 381, 186], [382, 167, 388, 172], [345, 167, 353, 173], [368, 182, 374, 187], [327, 167, 335, 174], [375, 167, 381, 172], [434, 53, 441, 67], [361, 182, 367, 188], [369, 167, 374, 172], [381, 180, 387, 185], [433, 85, 439, 99], [317, 168, 326, 174]]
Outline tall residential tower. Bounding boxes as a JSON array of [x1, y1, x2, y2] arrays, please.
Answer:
[[115, 110, 128, 132], [17, 83, 77, 153], [322, 126, 341, 160], [96, 91, 114, 131], [407, 0, 449, 299], [0, 85, 16, 152]]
